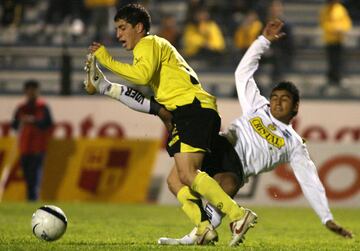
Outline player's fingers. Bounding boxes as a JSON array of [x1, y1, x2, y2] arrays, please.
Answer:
[[88, 44, 98, 53], [331, 225, 352, 238], [84, 61, 90, 72], [88, 46, 95, 53], [90, 42, 102, 50], [341, 229, 353, 238], [276, 32, 286, 39]]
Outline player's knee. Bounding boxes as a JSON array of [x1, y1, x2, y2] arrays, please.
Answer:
[[166, 167, 185, 196], [166, 175, 178, 196], [177, 169, 194, 187]]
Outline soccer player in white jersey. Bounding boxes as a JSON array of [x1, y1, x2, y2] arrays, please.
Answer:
[[160, 19, 352, 244], [84, 19, 352, 245]]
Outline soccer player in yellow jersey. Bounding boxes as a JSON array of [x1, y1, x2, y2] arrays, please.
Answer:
[[87, 3, 255, 246]]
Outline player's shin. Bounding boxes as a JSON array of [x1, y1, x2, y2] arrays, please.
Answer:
[[177, 186, 208, 230], [177, 186, 218, 245], [191, 171, 245, 222]]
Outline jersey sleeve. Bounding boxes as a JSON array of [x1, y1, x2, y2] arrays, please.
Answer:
[[234, 35, 270, 114], [290, 143, 333, 224], [94, 39, 160, 85]]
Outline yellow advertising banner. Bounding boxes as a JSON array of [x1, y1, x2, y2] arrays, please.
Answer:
[[55, 138, 160, 202], [0, 138, 160, 202], [0, 137, 26, 201]]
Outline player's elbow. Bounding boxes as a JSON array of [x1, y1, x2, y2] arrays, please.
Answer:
[[234, 70, 245, 84], [234, 64, 244, 78]]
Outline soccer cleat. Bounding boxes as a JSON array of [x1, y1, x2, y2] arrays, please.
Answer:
[[157, 225, 218, 246], [83, 53, 103, 95], [229, 208, 258, 246], [158, 227, 197, 245], [195, 224, 218, 245]]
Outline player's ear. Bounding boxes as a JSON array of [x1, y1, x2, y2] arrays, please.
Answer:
[[135, 22, 145, 34]]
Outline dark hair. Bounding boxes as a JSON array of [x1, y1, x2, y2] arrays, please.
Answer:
[[114, 4, 151, 33], [24, 79, 39, 90], [271, 81, 299, 103], [271, 81, 300, 116]]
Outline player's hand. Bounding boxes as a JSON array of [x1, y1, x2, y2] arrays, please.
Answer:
[[325, 220, 353, 238], [158, 107, 173, 133], [262, 19, 286, 42], [88, 42, 103, 54], [84, 53, 93, 73]]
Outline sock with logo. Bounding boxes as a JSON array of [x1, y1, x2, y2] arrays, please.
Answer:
[[102, 80, 151, 114], [191, 171, 245, 222], [204, 202, 223, 228], [177, 186, 210, 234]]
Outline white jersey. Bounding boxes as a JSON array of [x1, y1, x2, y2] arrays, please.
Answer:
[[224, 35, 333, 224]]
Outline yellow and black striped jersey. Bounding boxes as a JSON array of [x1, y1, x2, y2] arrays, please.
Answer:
[[94, 35, 217, 111]]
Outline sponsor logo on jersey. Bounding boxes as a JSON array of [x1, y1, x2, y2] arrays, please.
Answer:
[[250, 117, 285, 149], [268, 124, 277, 131]]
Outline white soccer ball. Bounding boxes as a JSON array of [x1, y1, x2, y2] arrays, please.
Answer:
[[31, 205, 68, 241]]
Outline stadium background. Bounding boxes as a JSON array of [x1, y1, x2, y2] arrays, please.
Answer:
[[0, 0, 359, 211]]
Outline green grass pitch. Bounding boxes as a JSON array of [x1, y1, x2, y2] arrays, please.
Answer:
[[0, 202, 359, 250]]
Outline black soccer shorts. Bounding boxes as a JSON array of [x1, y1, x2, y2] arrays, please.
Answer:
[[166, 98, 221, 157], [201, 134, 245, 185]]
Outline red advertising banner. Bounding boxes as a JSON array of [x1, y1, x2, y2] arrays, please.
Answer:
[[0, 97, 359, 206]]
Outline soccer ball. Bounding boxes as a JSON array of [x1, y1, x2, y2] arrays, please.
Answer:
[[31, 205, 68, 241]]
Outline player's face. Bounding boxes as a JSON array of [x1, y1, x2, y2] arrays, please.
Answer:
[[115, 19, 143, 51], [269, 89, 298, 124]]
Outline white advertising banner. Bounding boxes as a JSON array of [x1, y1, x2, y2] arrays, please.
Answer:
[[0, 97, 359, 207]]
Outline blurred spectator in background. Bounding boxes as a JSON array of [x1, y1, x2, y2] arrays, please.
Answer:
[[85, 0, 118, 43], [319, 0, 352, 95], [42, 0, 86, 44], [234, 10, 263, 56], [184, 0, 205, 23], [157, 14, 180, 49], [264, 0, 294, 84], [11, 80, 53, 201], [232, 10, 263, 98], [182, 7, 225, 65], [0, 0, 25, 43], [1, 0, 23, 27]]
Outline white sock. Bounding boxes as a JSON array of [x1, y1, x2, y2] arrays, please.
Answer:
[[98, 78, 111, 95], [103, 80, 151, 114], [204, 203, 223, 228]]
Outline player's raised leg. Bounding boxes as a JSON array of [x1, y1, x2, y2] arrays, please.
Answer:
[[83, 54, 156, 114]]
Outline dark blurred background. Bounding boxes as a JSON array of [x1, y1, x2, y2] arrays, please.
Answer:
[[1, 0, 359, 99]]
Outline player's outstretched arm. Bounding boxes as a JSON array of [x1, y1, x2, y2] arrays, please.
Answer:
[[89, 41, 154, 85], [84, 53, 151, 112], [84, 54, 173, 132], [233, 18, 287, 113], [290, 145, 354, 239], [325, 220, 353, 238]]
